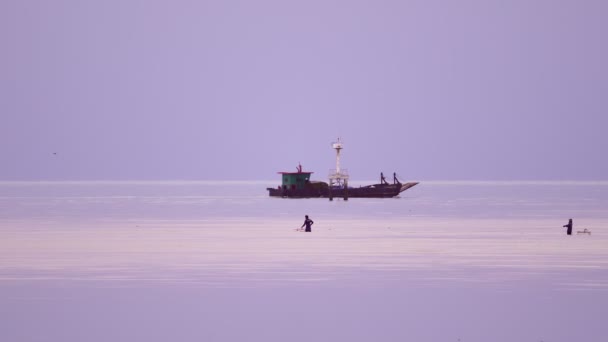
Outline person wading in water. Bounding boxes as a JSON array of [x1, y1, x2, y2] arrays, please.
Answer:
[[563, 218, 573, 235], [301, 215, 314, 232]]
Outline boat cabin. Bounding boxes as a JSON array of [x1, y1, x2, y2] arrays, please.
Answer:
[[278, 164, 313, 191]]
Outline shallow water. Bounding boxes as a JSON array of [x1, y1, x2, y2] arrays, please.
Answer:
[[1, 181, 607, 341]]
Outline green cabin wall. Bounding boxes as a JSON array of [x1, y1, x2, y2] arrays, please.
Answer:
[[281, 173, 312, 190]]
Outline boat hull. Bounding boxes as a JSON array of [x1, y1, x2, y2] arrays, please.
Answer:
[[267, 182, 418, 198]]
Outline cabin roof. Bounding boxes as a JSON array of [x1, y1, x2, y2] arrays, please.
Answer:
[[277, 171, 314, 175]]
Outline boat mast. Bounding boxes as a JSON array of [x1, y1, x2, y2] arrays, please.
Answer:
[[334, 139, 342, 174], [328, 138, 349, 201]]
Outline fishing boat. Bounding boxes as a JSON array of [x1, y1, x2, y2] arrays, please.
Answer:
[[266, 139, 418, 200]]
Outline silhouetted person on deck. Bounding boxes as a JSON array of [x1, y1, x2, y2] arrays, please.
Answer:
[[301, 215, 314, 232], [563, 218, 573, 235], [381, 172, 388, 185]]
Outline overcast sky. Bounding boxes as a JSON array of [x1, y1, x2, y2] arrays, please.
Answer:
[[1, 0, 606, 181]]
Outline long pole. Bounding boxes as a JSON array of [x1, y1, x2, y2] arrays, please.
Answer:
[[336, 147, 341, 174]]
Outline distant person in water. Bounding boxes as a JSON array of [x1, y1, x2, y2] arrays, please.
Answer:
[[563, 218, 573, 235], [301, 215, 314, 232]]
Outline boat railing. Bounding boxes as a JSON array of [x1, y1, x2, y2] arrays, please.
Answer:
[[328, 169, 349, 179]]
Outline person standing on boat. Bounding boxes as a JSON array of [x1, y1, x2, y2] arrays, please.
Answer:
[[381, 172, 389, 185], [563, 218, 573, 235], [301, 215, 314, 232]]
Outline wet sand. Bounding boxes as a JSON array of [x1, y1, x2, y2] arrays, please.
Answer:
[[1, 217, 607, 342]]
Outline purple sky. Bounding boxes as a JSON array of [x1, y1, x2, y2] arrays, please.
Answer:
[[1, 0, 606, 181]]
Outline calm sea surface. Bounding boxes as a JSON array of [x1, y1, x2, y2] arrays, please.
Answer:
[[2, 180, 608, 221], [1, 181, 607, 342]]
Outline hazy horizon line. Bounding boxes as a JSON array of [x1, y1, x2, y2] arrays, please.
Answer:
[[1, 180, 608, 186]]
